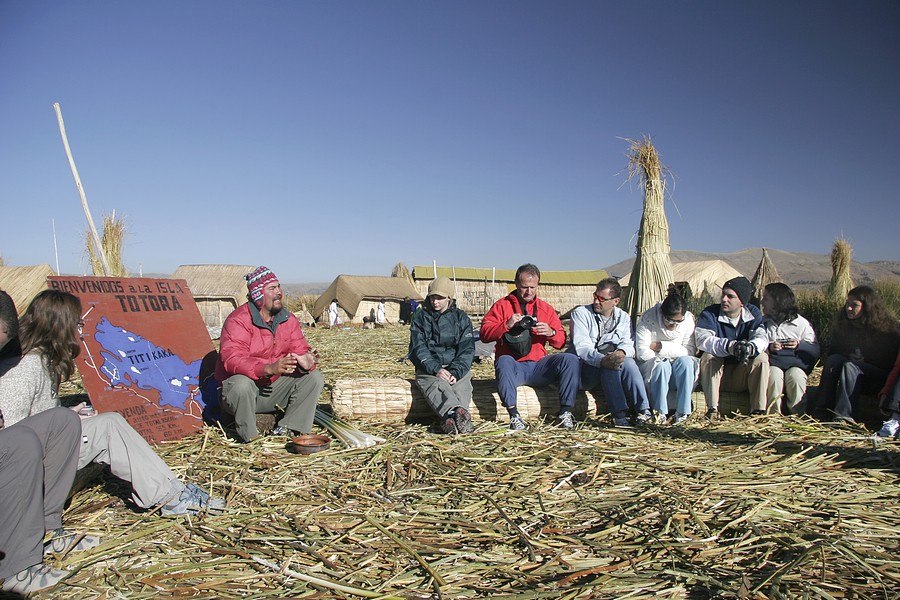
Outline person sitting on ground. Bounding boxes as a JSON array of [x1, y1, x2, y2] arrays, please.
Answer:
[[570, 278, 651, 427], [634, 287, 698, 425], [760, 282, 819, 415], [812, 285, 899, 424], [408, 277, 476, 435], [695, 276, 770, 418], [0, 290, 95, 594], [876, 348, 900, 437], [216, 266, 324, 442], [0, 290, 223, 517], [480, 264, 580, 431]]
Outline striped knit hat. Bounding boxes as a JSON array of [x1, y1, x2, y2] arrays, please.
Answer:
[[246, 266, 279, 308]]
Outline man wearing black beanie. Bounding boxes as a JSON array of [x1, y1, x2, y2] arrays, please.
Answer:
[[695, 276, 770, 419]]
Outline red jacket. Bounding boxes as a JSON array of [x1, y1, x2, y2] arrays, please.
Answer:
[[480, 293, 566, 362], [880, 350, 900, 398], [214, 303, 314, 385]]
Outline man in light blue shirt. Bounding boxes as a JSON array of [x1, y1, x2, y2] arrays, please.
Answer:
[[568, 278, 651, 427]]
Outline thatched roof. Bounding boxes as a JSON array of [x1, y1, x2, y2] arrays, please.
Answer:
[[620, 259, 742, 299], [413, 266, 607, 286], [750, 248, 783, 303], [313, 275, 423, 318], [171, 264, 255, 302], [0, 264, 54, 315]]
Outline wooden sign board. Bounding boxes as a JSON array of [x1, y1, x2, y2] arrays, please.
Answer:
[[48, 276, 215, 444]]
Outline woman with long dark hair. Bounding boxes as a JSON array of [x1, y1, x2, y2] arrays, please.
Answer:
[[0, 290, 224, 516], [634, 287, 698, 425], [813, 286, 900, 422], [760, 283, 819, 414]]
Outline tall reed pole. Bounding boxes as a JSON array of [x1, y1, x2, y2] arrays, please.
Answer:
[[53, 102, 111, 277]]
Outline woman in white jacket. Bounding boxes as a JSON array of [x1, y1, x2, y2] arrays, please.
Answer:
[[760, 283, 819, 414], [635, 289, 698, 424]]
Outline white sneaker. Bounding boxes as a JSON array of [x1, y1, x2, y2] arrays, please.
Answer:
[[634, 412, 652, 425], [508, 415, 528, 431], [876, 419, 899, 438], [673, 413, 689, 425]]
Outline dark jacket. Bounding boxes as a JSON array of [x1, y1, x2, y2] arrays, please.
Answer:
[[829, 320, 900, 373], [408, 303, 475, 379]]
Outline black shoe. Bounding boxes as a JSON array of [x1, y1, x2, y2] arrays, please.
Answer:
[[750, 409, 766, 416], [706, 408, 720, 421]]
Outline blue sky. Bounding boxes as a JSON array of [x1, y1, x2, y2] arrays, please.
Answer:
[[1, 1, 897, 283]]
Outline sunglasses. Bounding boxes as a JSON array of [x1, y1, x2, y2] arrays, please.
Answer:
[[593, 293, 616, 303], [663, 316, 685, 325]]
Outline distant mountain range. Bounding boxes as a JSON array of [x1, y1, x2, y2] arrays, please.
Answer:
[[271, 248, 899, 294], [603, 248, 900, 289]]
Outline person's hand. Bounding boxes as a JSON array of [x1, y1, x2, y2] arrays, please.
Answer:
[[601, 351, 625, 370], [769, 341, 783, 352], [532, 322, 555, 337], [781, 339, 798, 350], [294, 352, 316, 372], [650, 341, 662, 353], [264, 355, 299, 377], [437, 368, 457, 384], [506, 313, 524, 329]]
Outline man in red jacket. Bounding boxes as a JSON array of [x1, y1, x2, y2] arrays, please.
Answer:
[[215, 266, 324, 442], [480, 264, 580, 431]]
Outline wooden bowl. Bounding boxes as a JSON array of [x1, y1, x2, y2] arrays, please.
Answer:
[[288, 434, 331, 455]]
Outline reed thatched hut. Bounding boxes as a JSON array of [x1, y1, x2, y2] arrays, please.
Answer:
[[619, 259, 742, 301], [411, 266, 608, 318], [750, 248, 783, 304], [0, 264, 54, 314], [171, 264, 255, 329], [313, 276, 423, 325]]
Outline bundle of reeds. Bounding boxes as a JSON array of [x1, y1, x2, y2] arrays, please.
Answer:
[[85, 210, 128, 277], [750, 247, 783, 305], [827, 238, 853, 301], [622, 137, 675, 322], [391, 261, 415, 287]]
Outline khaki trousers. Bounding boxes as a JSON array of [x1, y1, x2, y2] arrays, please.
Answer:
[[767, 366, 808, 414], [700, 352, 769, 412], [221, 370, 324, 442]]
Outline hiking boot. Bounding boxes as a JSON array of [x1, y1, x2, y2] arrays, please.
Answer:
[[454, 407, 475, 434], [271, 425, 289, 437], [613, 416, 630, 428], [706, 408, 720, 421], [750, 409, 766, 416], [655, 412, 669, 425], [1, 563, 69, 594], [558, 411, 575, 430], [440, 410, 459, 434], [634, 411, 652, 425], [44, 528, 102, 555], [833, 415, 856, 425], [673, 413, 689, 426], [508, 414, 528, 431], [876, 419, 899, 438], [161, 482, 225, 516]]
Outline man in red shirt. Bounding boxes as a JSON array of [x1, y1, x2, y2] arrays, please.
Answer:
[[480, 264, 580, 431], [215, 266, 324, 442]]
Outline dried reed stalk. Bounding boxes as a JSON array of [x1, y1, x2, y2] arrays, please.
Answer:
[[86, 210, 129, 277], [53, 327, 898, 599], [750, 247, 783, 304], [828, 238, 854, 302], [622, 137, 675, 322]]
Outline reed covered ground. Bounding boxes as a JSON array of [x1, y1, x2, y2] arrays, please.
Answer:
[[45, 326, 899, 600]]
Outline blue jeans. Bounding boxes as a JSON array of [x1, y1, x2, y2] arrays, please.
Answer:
[[581, 357, 649, 419], [816, 354, 887, 419], [495, 353, 580, 412], [647, 356, 696, 416]]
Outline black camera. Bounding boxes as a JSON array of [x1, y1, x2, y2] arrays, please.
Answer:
[[519, 315, 537, 329]]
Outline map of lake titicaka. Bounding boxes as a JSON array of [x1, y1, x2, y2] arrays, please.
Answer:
[[49, 276, 216, 444]]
